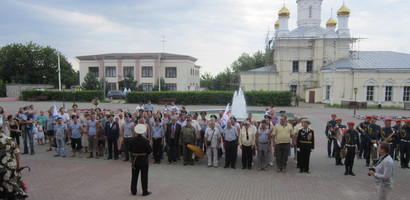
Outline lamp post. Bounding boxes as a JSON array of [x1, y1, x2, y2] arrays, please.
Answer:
[[353, 87, 358, 115], [43, 76, 47, 90]]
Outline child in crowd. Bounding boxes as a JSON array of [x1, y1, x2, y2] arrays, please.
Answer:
[[96, 122, 105, 159], [36, 120, 44, 145]]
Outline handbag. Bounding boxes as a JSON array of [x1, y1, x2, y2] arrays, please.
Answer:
[[206, 130, 215, 147]]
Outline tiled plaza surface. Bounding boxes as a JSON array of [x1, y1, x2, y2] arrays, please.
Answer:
[[3, 101, 410, 200]]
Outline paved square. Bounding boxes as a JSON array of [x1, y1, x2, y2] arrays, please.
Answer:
[[4, 101, 410, 200]]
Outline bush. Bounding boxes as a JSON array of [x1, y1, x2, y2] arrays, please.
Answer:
[[126, 91, 292, 106], [21, 90, 104, 102]]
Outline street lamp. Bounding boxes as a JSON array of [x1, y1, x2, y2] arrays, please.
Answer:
[[353, 87, 358, 115], [43, 76, 47, 90]]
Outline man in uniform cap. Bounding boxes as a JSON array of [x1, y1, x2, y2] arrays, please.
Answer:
[[398, 120, 410, 168], [381, 119, 396, 158], [130, 124, 152, 196], [366, 116, 382, 166], [325, 114, 337, 158], [341, 122, 360, 176], [357, 116, 372, 159], [179, 118, 197, 166], [393, 119, 402, 161]]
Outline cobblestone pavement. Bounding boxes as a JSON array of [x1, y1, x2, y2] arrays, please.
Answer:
[[3, 101, 410, 200]]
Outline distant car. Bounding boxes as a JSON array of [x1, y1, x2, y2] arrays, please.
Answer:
[[107, 90, 125, 99]]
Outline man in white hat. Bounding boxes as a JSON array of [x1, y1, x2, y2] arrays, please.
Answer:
[[130, 124, 152, 196]]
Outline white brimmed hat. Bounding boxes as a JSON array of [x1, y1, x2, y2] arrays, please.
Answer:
[[134, 124, 147, 134]]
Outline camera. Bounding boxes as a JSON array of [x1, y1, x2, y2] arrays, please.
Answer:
[[368, 167, 376, 176]]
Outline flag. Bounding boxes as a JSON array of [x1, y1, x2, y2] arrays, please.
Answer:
[[53, 102, 59, 118], [128, 88, 131, 92], [123, 87, 128, 94], [221, 103, 230, 129]]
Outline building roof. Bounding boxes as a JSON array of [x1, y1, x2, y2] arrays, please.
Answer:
[[239, 65, 277, 74], [320, 51, 410, 71], [76, 52, 197, 62]]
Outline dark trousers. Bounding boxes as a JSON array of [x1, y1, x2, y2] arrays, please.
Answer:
[[182, 143, 193, 163], [276, 143, 290, 170], [359, 135, 366, 157], [153, 138, 163, 163], [364, 142, 371, 165], [241, 145, 252, 169], [225, 140, 237, 167], [327, 138, 334, 157], [23, 129, 34, 154], [388, 143, 395, 158], [345, 147, 356, 167], [333, 140, 342, 164], [168, 139, 177, 162], [131, 164, 149, 195], [70, 138, 82, 150], [107, 138, 119, 159], [400, 142, 410, 167], [297, 148, 311, 172], [124, 137, 132, 160]]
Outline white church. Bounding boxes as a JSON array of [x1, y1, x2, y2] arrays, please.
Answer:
[[240, 0, 410, 107]]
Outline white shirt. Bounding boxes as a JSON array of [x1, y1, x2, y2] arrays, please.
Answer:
[[205, 128, 221, 148]]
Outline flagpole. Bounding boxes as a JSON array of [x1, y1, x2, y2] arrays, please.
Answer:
[[58, 54, 61, 91]]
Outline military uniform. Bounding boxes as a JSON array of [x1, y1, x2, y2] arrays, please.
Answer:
[[179, 124, 196, 165], [0, 134, 27, 199], [130, 134, 152, 196], [381, 127, 396, 158], [366, 123, 381, 166], [296, 128, 315, 173], [325, 120, 337, 157], [356, 120, 370, 158], [341, 128, 360, 176], [393, 123, 402, 160], [398, 124, 410, 168]]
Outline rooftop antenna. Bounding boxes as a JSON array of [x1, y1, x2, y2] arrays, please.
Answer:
[[161, 36, 167, 54]]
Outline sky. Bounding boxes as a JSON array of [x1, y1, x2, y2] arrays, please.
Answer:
[[1, 0, 409, 76]]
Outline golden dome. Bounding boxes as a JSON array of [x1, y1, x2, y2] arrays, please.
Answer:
[[278, 6, 290, 17], [274, 20, 280, 28], [337, 3, 350, 16], [326, 17, 337, 27]]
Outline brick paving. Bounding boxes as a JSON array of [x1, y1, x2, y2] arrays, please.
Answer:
[[2, 101, 410, 200]]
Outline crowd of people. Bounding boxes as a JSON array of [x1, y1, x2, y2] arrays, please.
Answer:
[[1, 102, 408, 199]]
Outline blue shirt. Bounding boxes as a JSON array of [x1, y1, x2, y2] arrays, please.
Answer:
[[223, 127, 237, 141], [258, 128, 270, 143], [87, 120, 97, 136], [70, 123, 82, 139], [54, 124, 67, 139], [152, 125, 164, 139]]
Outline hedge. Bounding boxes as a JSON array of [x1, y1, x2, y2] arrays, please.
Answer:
[[126, 91, 292, 106], [21, 90, 104, 102]]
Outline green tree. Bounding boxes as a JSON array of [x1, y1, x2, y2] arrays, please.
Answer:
[[0, 42, 78, 88], [0, 79, 6, 97], [152, 77, 167, 91], [81, 72, 100, 90], [200, 72, 215, 90], [231, 51, 266, 73], [122, 73, 138, 91]]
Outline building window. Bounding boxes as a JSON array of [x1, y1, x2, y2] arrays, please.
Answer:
[[165, 67, 177, 78], [105, 67, 116, 77], [292, 61, 299, 72], [141, 83, 153, 91], [290, 85, 297, 96], [165, 83, 177, 91], [306, 60, 313, 73], [107, 82, 116, 91], [385, 86, 392, 101], [123, 66, 134, 77], [141, 67, 153, 77], [89, 67, 99, 78], [404, 86, 410, 102], [325, 85, 331, 100], [309, 7, 313, 18], [366, 86, 374, 101]]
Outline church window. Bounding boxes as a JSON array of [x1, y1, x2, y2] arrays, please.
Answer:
[[385, 86, 392, 101], [290, 85, 297, 96], [366, 86, 374, 101], [404, 86, 410, 102], [325, 85, 330, 100], [306, 60, 313, 73], [309, 7, 313, 18], [292, 61, 299, 72]]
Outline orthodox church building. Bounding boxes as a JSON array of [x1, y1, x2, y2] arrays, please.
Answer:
[[240, 0, 410, 107]]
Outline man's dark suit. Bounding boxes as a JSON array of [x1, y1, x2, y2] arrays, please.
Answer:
[[105, 120, 120, 159], [165, 122, 181, 163]]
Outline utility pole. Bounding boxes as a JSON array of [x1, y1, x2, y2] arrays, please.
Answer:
[[58, 54, 61, 91]]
